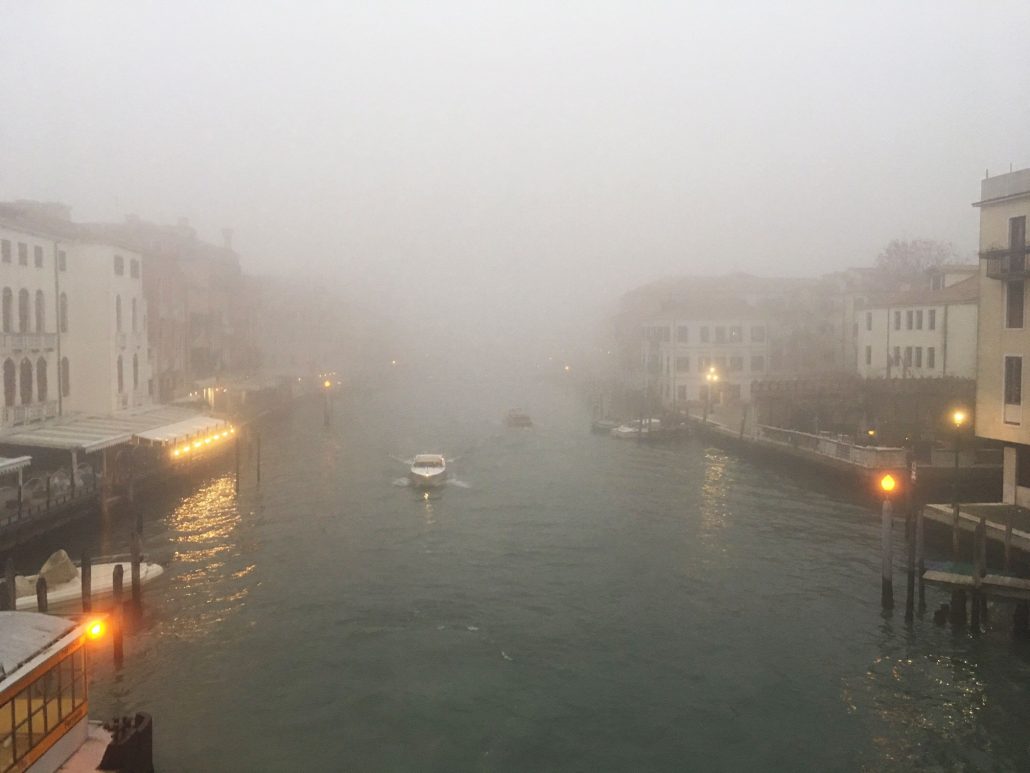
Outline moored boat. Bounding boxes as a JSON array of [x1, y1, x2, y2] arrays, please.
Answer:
[[12, 550, 165, 614], [505, 410, 533, 428], [610, 418, 662, 439]]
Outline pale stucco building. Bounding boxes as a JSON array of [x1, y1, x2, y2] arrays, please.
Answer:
[[855, 265, 978, 379], [974, 168, 1030, 506]]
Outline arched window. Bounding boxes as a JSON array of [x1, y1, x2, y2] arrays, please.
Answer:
[[60, 357, 69, 398], [131, 298, 137, 332], [3, 359, 14, 407], [34, 290, 45, 333], [59, 293, 68, 333], [19, 358, 32, 404], [36, 357, 47, 402], [2, 288, 11, 333], [116, 355, 123, 393], [132, 353, 139, 389], [115, 295, 122, 332], [18, 289, 29, 332]]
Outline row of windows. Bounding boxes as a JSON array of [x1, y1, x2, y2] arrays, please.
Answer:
[[0, 647, 86, 773], [645, 325, 767, 344], [876, 345, 937, 370], [1, 357, 69, 406], [0, 289, 67, 334], [670, 354, 765, 373], [114, 295, 140, 333], [888, 308, 938, 332], [0, 240, 66, 272], [112, 254, 140, 278]]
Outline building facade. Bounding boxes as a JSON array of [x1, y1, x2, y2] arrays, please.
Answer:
[[856, 267, 978, 379], [974, 168, 1030, 505], [0, 201, 152, 426]]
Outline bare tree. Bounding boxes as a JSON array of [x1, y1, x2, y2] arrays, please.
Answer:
[[875, 239, 958, 282]]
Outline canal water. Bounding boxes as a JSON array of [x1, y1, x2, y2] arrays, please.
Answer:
[[20, 367, 1030, 771]]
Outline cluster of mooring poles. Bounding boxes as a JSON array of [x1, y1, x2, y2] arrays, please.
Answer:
[[233, 426, 261, 494], [877, 458, 1030, 637], [0, 525, 146, 667]]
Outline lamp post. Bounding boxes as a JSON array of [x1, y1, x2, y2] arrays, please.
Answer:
[[323, 379, 333, 427], [703, 367, 719, 426], [879, 472, 897, 610], [950, 409, 967, 561]]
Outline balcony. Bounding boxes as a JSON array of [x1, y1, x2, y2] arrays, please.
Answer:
[[0, 333, 58, 353], [5, 400, 58, 426], [982, 247, 1030, 280]]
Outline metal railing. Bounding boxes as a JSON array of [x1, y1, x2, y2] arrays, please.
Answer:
[[5, 400, 58, 426], [0, 463, 99, 532], [983, 249, 1030, 280], [0, 332, 58, 352], [754, 425, 909, 469]]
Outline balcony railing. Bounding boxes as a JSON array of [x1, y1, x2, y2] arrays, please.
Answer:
[[982, 247, 1030, 280], [5, 400, 58, 426], [0, 333, 58, 353]]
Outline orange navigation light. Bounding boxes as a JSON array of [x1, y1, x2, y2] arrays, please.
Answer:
[[879, 473, 897, 494], [324, 380, 332, 389], [87, 619, 105, 640], [952, 409, 968, 428]]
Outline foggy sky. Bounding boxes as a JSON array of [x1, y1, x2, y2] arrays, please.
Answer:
[[2, 2, 1029, 346]]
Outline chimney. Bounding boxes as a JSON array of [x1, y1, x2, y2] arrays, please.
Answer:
[[222, 227, 234, 251]]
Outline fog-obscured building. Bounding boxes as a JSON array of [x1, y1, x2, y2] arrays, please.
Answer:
[[974, 168, 1030, 505]]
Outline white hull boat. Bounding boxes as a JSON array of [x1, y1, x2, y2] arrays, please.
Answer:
[[611, 418, 662, 439], [14, 551, 165, 613], [408, 454, 448, 488]]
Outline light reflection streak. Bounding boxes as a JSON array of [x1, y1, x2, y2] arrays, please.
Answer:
[[841, 654, 989, 769], [159, 475, 250, 643], [698, 451, 730, 548]]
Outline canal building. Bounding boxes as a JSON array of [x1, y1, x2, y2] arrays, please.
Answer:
[[974, 167, 1030, 507], [854, 265, 979, 380]]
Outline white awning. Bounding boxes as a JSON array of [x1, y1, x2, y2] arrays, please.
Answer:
[[134, 415, 229, 446], [0, 456, 31, 476], [0, 406, 225, 453]]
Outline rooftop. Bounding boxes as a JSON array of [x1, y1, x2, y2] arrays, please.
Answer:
[[0, 611, 75, 684], [867, 274, 979, 308], [975, 167, 1030, 206]]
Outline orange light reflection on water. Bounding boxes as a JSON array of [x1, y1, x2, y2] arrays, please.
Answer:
[[161, 475, 251, 643]]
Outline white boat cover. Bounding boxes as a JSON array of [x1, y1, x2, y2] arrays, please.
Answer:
[[134, 415, 229, 446]]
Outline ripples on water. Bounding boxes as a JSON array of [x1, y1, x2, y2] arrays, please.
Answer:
[[75, 378, 1030, 771]]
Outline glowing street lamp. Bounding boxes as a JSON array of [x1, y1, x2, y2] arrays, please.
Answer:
[[878, 471, 898, 610], [703, 367, 719, 425], [950, 408, 969, 560]]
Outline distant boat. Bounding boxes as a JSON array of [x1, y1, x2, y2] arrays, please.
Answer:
[[505, 409, 533, 428], [409, 454, 448, 488], [611, 418, 662, 439]]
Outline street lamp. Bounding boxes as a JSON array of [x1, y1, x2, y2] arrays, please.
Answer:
[[879, 472, 898, 609], [950, 408, 968, 560], [323, 378, 333, 427], [703, 367, 719, 425]]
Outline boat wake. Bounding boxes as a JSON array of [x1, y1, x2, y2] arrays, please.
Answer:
[[392, 477, 471, 489]]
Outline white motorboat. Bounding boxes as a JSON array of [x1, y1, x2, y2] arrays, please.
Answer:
[[611, 418, 662, 439], [13, 550, 165, 613], [408, 454, 448, 488]]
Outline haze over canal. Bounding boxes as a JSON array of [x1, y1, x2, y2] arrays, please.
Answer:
[[27, 364, 1030, 772]]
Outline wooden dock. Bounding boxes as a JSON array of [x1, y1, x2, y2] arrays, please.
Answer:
[[923, 570, 1030, 601]]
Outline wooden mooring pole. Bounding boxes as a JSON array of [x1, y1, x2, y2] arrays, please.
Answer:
[[112, 564, 124, 666], [130, 531, 143, 614], [2, 557, 15, 610], [81, 553, 92, 614], [905, 506, 916, 623], [234, 434, 241, 494], [1005, 507, 1014, 574], [881, 497, 894, 610], [916, 506, 926, 614], [35, 576, 47, 613], [256, 433, 261, 486]]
